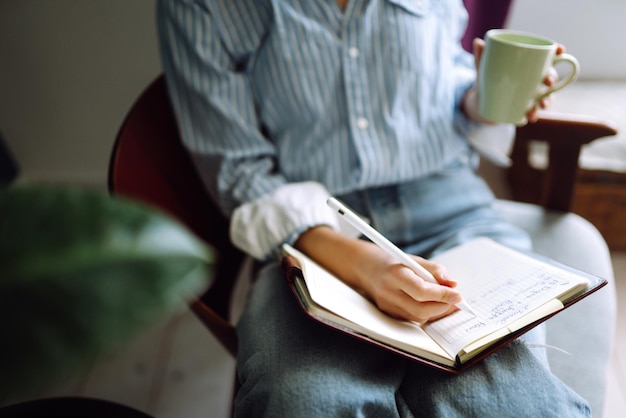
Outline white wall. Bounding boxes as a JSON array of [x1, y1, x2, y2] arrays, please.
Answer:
[[1, 0, 623, 188], [507, 0, 626, 80], [0, 1, 160, 188]]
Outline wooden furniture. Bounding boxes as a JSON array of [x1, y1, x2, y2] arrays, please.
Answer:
[[572, 169, 626, 250], [509, 112, 618, 210], [108, 76, 242, 358], [0, 131, 18, 187], [461, 0, 622, 249], [508, 113, 620, 247], [107, 72, 617, 414], [109, 73, 618, 360]]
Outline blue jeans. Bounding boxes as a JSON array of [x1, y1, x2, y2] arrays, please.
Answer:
[[235, 161, 590, 417]]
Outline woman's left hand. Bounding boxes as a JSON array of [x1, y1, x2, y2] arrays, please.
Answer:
[[462, 38, 565, 125]]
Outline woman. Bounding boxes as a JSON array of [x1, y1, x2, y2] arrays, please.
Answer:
[[157, 1, 589, 416]]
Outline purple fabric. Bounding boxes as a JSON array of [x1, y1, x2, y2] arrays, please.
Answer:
[[462, 0, 514, 52]]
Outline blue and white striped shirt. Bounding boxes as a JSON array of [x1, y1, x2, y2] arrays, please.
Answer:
[[157, 0, 478, 258]]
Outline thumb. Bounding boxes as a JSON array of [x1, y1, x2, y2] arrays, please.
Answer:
[[472, 37, 485, 71]]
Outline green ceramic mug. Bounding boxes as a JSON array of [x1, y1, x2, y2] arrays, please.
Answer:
[[478, 29, 580, 125]]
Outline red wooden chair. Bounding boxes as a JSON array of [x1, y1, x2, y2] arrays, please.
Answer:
[[108, 76, 242, 357], [108, 72, 616, 406], [108, 3, 617, 411]]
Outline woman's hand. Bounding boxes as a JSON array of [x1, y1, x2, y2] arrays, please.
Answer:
[[360, 246, 462, 323], [462, 38, 564, 125], [295, 226, 462, 323]]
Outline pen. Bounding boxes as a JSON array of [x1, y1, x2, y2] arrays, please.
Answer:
[[327, 197, 477, 317]]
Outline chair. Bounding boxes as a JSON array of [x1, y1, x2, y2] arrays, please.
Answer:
[[0, 130, 18, 187], [107, 2, 616, 374], [108, 76, 243, 357], [109, 73, 617, 416]]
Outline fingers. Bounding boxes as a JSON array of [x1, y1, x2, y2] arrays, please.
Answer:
[[364, 251, 465, 323], [464, 38, 499, 124], [373, 261, 463, 323], [416, 257, 457, 287], [545, 67, 558, 87], [377, 288, 460, 324], [525, 67, 559, 122], [397, 265, 462, 306], [472, 37, 485, 70], [538, 94, 553, 109]]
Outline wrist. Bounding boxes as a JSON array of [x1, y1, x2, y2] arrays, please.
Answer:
[[294, 226, 381, 293]]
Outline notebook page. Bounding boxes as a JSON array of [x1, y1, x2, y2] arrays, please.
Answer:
[[284, 245, 451, 359], [423, 238, 588, 356]]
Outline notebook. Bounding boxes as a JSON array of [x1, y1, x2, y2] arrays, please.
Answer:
[[282, 237, 606, 373]]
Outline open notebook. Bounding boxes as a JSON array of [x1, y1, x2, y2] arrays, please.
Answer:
[[282, 237, 606, 373]]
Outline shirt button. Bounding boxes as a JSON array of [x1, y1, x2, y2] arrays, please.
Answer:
[[348, 47, 360, 58], [356, 118, 369, 130]]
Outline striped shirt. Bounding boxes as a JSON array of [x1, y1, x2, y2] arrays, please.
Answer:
[[157, 0, 478, 258]]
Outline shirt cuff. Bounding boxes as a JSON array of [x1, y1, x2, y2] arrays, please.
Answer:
[[229, 182, 341, 260], [466, 123, 515, 167]]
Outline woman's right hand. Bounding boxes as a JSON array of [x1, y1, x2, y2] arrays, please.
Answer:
[[294, 226, 462, 323]]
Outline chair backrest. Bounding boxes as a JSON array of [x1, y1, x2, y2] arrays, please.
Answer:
[[0, 131, 18, 187], [108, 75, 242, 356], [462, 0, 514, 52]]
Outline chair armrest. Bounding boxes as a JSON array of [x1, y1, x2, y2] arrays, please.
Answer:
[[190, 298, 238, 356], [508, 111, 618, 211]]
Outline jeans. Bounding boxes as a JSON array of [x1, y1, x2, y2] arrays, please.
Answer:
[[235, 160, 590, 417]]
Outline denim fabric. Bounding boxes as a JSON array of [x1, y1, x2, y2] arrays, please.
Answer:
[[235, 161, 590, 417]]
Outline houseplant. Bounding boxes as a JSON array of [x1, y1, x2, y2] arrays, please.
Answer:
[[0, 186, 214, 404]]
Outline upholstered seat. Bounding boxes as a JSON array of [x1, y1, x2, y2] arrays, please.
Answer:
[[495, 199, 616, 415], [109, 75, 617, 416]]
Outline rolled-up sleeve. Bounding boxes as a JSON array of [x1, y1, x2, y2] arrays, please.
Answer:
[[230, 182, 341, 260]]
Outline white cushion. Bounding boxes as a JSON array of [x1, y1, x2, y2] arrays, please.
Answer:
[[495, 199, 616, 416]]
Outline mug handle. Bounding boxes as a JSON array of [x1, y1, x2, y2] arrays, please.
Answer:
[[537, 53, 580, 100]]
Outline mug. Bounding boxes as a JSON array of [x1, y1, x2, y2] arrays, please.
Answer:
[[478, 29, 580, 125]]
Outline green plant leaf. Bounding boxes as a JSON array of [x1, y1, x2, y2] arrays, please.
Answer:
[[0, 186, 214, 403]]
